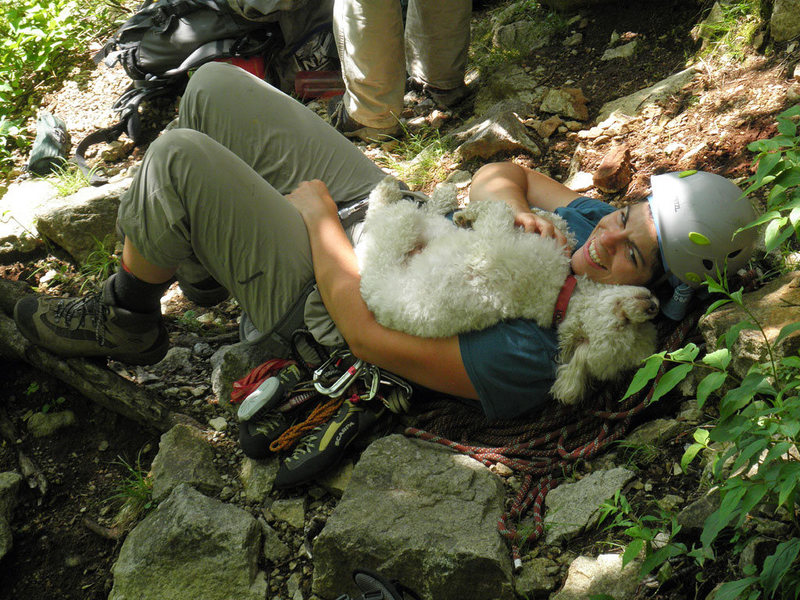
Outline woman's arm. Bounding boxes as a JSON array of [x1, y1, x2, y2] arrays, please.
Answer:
[[287, 180, 479, 399], [470, 162, 581, 246]]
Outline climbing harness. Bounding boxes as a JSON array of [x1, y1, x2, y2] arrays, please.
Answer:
[[405, 313, 698, 569]]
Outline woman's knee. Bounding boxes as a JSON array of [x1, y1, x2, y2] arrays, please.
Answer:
[[181, 62, 244, 125]]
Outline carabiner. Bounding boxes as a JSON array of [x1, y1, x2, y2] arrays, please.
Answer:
[[313, 349, 365, 397]]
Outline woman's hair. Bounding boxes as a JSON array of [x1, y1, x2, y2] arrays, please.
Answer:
[[637, 200, 666, 288]]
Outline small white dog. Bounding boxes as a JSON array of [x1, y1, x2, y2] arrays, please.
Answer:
[[356, 176, 659, 405]]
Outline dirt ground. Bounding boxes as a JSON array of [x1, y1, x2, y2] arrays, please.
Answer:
[[0, 0, 797, 598]]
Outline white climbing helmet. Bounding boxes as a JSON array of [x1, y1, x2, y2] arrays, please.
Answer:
[[648, 170, 758, 288]]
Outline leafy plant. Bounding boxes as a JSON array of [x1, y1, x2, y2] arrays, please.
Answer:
[[108, 453, 156, 527], [0, 0, 128, 173], [24, 381, 41, 397], [51, 161, 93, 196], [79, 236, 120, 291], [743, 104, 800, 257], [374, 124, 454, 189], [597, 491, 687, 579], [41, 395, 66, 414], [696, 0, 763, 61], [623, 273, 800, 599]]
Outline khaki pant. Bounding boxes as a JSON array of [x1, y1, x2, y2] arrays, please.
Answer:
[[118, 62, 385, 340], [333, 0, 471, 128]]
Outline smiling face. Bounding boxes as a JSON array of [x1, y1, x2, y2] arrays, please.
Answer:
[[570, 202, 660, 286]]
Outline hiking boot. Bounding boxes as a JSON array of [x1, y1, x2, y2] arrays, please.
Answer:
[[328, 97, 400, 142], [177, 275, 229, 307], [274, 399, 384, 488], [238, 410, 291, 459], [13, 274, 168, 365], [407, 78, 470, 109]]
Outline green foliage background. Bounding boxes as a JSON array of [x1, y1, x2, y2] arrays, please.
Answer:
[[0, 0, 124, 174]]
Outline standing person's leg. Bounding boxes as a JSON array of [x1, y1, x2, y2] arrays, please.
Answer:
[[329, 0, 404, 139], [179, 62, 386, 202], [406, 0, 471, 106]]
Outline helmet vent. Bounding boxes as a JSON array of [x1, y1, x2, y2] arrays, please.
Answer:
[[702, 259, 714, 271], [728, 249, 742, 259]]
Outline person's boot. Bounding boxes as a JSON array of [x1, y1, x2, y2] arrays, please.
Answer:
[[13, 273, 168, 365]]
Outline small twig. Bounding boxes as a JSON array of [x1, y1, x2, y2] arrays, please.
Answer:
[[82, 517, 124, 541]]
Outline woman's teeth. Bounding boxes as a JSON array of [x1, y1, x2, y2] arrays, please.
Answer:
[[588, 239, 606, 268]]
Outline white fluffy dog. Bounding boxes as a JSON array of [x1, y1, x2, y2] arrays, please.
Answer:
[[356, 176, 660, 405]]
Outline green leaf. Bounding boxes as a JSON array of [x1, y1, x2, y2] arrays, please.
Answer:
[[622, 353, 665, 400], [730, 438, 769, 474], [669, 343, 700, 362], [719, 373, 770, 419], [754, 151, 783, 182], [779, 104, 800, 119], [765, 220, 797, 252], [650, 364, 695, 404], [710, 577, 758, 600], [701, 486, 746, 546], [681, 443, 705, 471], [640, 544, 686, 577], [703, 349, 732, 371], [697, 372, 727, 408], [725, 321, 756, 349], [775, 322, 800, 347], [774, 166, 800, 190], [622, 538, 644, 567], [761, 538, 800, 596], [706, 298, 732, 315], [778, 469, 798, 507]]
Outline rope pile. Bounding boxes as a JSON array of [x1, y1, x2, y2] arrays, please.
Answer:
[[405, 315, 697, 568]]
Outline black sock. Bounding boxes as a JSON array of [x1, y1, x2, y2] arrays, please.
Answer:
[[110, 265, 172, 314]]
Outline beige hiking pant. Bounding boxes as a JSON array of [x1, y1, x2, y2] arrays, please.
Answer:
[[333, 0, 471, 128], [117, 62, 385, 342]]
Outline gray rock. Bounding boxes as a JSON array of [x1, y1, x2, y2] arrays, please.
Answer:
[[150, 424, 225, 502], [272, 497, 306, 529], [540, 88, 589, 121], [261, 520, 291, 563], [540, 0, 613, 8], [544, 467, 635, 544], [154, 346, 193, 374], [25, 410, 77, 438], [691, 2, 726, 44], [312, 435, 514, 600], [449, 102, 541, 161], [596, 67, 699, 123], [601, 40, 638, 61], [473, 64, 545, 116], [318, 459, 353, 498], [109, 484, 266, 600], [771, 0, 800, 42], [699, 272, 800, 379], [514, 557, 559, 597], [34, 178, 132, 264], [493, 21, 552, 51], [287, 572, 303, 600], [0, 472, 22, 523], [444, 170, 472, 188], [240, 457, 280, 503], [624, 418, 683, 447], [0, 179, 58, 255], [0, 471, 22, 560], [552, 553, 641, 600], [210, 340, 285, 406], [677, 489, 721, 532], [208, 416, 227, 431], [739, 536, 777, 573]]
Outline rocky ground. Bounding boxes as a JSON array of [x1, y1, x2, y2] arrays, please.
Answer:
[[0, 0, 799, 598]]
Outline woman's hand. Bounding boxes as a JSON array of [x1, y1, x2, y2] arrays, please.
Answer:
[[285, 179, 337, 224], [515, 210, 572, 254]]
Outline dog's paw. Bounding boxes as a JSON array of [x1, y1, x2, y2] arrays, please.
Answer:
[[453, 209, 474, 229], [613, 290, 659, 323]]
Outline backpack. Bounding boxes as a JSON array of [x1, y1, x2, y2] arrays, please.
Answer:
[[76, 0, 334, 184]]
